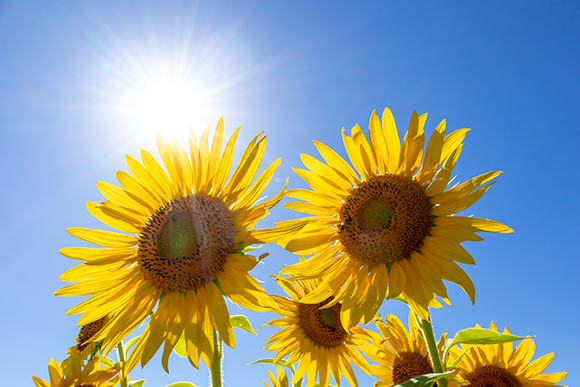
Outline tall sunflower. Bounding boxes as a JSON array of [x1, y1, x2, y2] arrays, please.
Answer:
[[32, 352, 120, 387], [55, 118, 289, 371], [364, 312, 446, 386], [278, 107, 513, 326], [447, 323, 567, 387], [263, 275, 378, 387]]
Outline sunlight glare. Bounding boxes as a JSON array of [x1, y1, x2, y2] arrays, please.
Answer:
[[122, 76, 216, 142]]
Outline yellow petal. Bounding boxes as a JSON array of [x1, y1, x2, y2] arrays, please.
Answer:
[[313, 140, 359, 185], [425, 144, 463, 197], [382, 107, 401, 174], [67, 228, 138, 248], [440, 128, 470, 165], [432, 171, 502, 205], [399, 110, 425, 176], [86, 202, 141, 234], [416, 119, 446, 186], [432, 182, 495, 216], [234, 158, 281, 210]]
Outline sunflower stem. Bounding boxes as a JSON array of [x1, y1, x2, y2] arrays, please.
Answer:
[[211, 328, 223, 387], [415, 313, 448, 387], [116, 341, 128, 387]]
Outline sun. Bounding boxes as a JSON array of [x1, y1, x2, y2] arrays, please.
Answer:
[[120, 75, 218, 142]]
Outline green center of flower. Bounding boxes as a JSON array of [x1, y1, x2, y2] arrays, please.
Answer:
[[338, 174, 432, 266], [392, 351, 434, 385], [361, 199, 395, 230], [463, 364, 523, 387], [298, 298, 346, 348], [138, 194, 237, 292]]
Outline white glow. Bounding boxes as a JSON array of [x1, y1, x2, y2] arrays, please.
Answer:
[[120, 76, 218, 142]]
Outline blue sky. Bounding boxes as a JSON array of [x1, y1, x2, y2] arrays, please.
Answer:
[[1, 1, 579, 386]]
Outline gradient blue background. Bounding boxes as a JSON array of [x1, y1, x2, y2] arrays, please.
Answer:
[[1, 1, 578, 386]]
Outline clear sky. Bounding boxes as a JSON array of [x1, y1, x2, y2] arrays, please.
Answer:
[[1, 1, 579, 386]]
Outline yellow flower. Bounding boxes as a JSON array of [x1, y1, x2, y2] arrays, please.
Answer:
[[68, 315, 108, 361], [364, 313, 446, 386], [447, 323, 568, 387], [55, 118, 287, 371], [263, 275, 378, 387], [32, 352, 120, 387], [265, 366, 290, 387], [278, 107, 513, 326]]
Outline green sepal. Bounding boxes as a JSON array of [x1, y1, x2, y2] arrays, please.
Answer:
[[212, 279, 227, 297], [125, 335, 141, 353], [173, 331, 187, 358], [385, 288, 408, 303], [164, 383, 196, 387], [248, 358, 295, 372], [387, 371, 454, 387], [128, 380, 145, 387], [158, 291, 167, 303], [448, 346, 469, 369], [95, 356, 115, 367], [313, 384, 335, 387], [89, 341, 103, 359], [231, 315, 257, 335], [448, 328, 526, 348], [232, 241, 260, 255]]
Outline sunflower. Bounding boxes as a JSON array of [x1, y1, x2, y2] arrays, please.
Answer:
[[55, 118, 290, 372], [278, 107, 513, 326], [264, 366, 290, 387], [263, 275, 378, 387], [32, 352, 120, 387], [68, 315, 109, 361], [364, 312, 446, 386], [447, 322, 567, 387]]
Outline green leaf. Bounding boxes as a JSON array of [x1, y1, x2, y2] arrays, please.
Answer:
[[173, 331, 187, 358], [230, 315, 257, 335], [388, 371, 454, 387], [248, 358, 295, 372], [449, 328, 526, 348], [128, 380, 145, 387], [165, 383, 197, 387], [313, 384, 334, 387]]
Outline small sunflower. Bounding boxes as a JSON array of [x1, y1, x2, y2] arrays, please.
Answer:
[[32, 352, 120, 387], [56, 118, 288, 371], [265, 366, 290, 387], [68, 315, 109, 361], [364, 312, 446, 386], [447, 323, 567, 387], [278, 107, 513, 326], [263, 275, 378, 387]]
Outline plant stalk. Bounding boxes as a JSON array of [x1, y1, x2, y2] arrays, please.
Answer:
[[415, 313, 448, 387], [211, 328, 223, 387], [117, 341, 128, 387]]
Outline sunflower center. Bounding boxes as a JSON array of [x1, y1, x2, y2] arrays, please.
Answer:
[[392, 351, 434, 384], [338, 174, 432, 266], [298, 298, 347, 348], [463, 364, 523, 387], [138, 194, 237, 292], [76, 317, 105, 351]]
